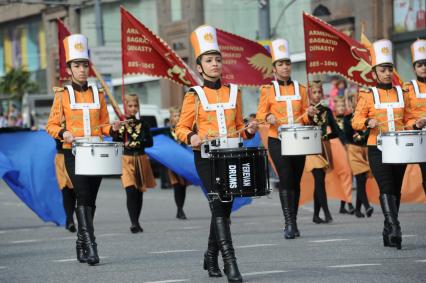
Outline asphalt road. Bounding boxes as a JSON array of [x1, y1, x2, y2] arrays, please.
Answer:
[[0, 178, 425, 283]]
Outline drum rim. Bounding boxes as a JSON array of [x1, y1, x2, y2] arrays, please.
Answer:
[[381, 130, 424, 137], [209, 146, 266, 153], [278, 125, 321, 132], [73, 141, 124, 147]]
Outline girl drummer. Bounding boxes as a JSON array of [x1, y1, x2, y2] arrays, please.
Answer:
[[47, 34, 120, 265], [305, 80, 340, 224], [404, 39, 426, 194], [352, 39, 408, 249], [112, 94, 156, 233], [334, 97, 373, 218], [256, 39, 316, 238], [168, 106, 189, 220], [175, 25, 257, 283]]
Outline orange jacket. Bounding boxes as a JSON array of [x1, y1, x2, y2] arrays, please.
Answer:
[[256, 81, 310, 138], [46, 86, 111, 149], [403, 80, 426, 129], [175, 84, 248, 147], [352, 87, 407, 145]]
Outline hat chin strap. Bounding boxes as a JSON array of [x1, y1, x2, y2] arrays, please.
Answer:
[[200, 64, 220, 81]]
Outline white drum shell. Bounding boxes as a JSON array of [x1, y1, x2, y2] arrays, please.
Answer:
[[73, 142, 123, 175], [278, 126, 322, 156], [378, 131, 426, 164]]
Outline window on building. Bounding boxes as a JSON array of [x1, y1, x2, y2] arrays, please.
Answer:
[[393, 0, 426, 33], [171, 0, 182, 22]]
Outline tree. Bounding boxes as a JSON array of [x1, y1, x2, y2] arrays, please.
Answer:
[[0, 67, 39, 100]]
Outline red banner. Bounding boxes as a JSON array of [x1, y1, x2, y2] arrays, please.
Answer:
[[303, 13, 375, 87], [57, 19, 95, 81], [120, 7, 198, 87], [217, 29, 272, 87]]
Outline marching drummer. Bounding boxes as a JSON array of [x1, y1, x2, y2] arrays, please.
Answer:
[[352, 39, 407, 249], [54, 138, 76, 232], [175, 25, 257, 283], [46, 34, 120, 265], [404, 39, 426, 195], [168, 106, 189, 220], [112, 94, 156, 233], [334, 97, 373, 218], [305, 80, 340, 224], [256, 39, 316, 239]]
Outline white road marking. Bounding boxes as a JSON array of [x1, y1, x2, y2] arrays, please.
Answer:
[[10, 239, 39, 244], [144, 279, 189, 283], [300, 205, 314, 212], [181, 226, 201, 230], [415, 259, 426, 263], [0, 266, 7, 269], [235, 244, 277, 249], [402, 234, 416, 238], [309, 239, 350, 243], [242, 270, 288, 276], [53, 256, 108, 263], [97, 233, 125, 237], [328, 264, 382, 268], [149, 249, 199, 254]]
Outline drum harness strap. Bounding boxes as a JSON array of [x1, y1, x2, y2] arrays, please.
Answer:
[[411, 80, 426, 99], [272, 80, 301, 126], [190, 84, 238, 147], [371, 86, 404, 132], [65, 83, 101, 137]]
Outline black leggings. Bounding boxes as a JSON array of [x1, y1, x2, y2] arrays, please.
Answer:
[[420, 163, 426, 195], [355, 172, 370, 210], [268, 137, 306, 192], [194, 151, 233, 218], [62, 187, 76, 224], [368, 146, 406, 196], [174, 184, 186, 209], [64, 150, 102, 208], [312, 168, 331, 217], [125, 186, 143, 225]]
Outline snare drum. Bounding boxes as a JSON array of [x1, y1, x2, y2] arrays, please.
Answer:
[[209, 147, 270, 200], [72, 141, 123, 175], [278, 125, 322, 156], [377, 130, 426, 164]]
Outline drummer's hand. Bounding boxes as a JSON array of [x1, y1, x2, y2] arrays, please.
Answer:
[[307, 106, 319, 117], [63, 131, 74, 143], [266, 114, 276, 125], [415, 118, 426, 129], [112, 120, 121, 131], [190, 134, 202, 147], [367, 119, 378, 129], [247, 121, 258, 134]]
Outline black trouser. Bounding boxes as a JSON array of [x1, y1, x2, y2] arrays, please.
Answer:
[[194, 151, 233, 217], [355, 172, 370, 210], [268, 137, 306, 193], [368, 146, 406, 196], [64, 150, 102, 208], [125, 186, 143, 225], [420, 163, 426, 195]]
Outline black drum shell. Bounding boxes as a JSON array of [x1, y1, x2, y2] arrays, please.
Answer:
[[209, 147, 269, 198]]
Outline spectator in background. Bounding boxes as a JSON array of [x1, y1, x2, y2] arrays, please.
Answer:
[[0, 111, 7, 128], [249, 113, 256, 122], [7, 115, 18, 127], [328, 76, 339, 111]]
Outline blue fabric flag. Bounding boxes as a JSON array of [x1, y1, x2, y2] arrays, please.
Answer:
[[145, 134, 253, 212], [0, 130, 65, 226]]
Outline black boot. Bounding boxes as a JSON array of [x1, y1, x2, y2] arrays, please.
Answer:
[[279, 190, 296, 239], [75, 229, 87, 263], [347, 202, 355, 214], [292, 189, 301, 237], [214, 217, 242, 283], [355, 198, 365, 218], [62, 188, 76, 233], [379, 194, 402, 249], [176, 207, 187, 220], [76, 206, 100, 265], [203, 219, 222, 277]]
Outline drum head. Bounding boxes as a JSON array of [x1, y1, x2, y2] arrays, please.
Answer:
[[73, 141, 123, 147], [381, 130, 422, 137], [279, 125, 320, 132]]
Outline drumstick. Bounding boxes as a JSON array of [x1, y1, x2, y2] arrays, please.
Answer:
[[199, 121, 267, 144], [367, 117, 403, 128], [94, 119, 132, 129], [293, 100, 323, 123]]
